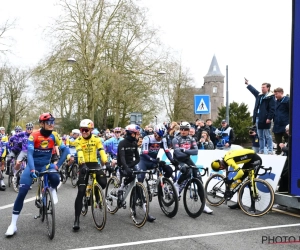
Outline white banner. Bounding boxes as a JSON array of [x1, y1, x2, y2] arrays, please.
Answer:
[[157, 147, 286, 202]]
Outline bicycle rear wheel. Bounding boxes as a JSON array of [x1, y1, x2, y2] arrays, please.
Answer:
[[8, 163, 14, 188], [129, 182, 149, 228], [238, 178, 274, 217], [45, 188, 55, 239], [105, 176, 119, 214], [204, 174, 226, 206], [60, 163, 67, 184], [12, 170, 22, 193], [183, 178, 205, 218], [71, 164, 79, 188], [157, 178, 178, 218], [91, 183, 106, 231]]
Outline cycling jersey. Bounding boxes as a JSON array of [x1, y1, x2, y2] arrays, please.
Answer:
[[75, 134, 107, 164], [66, 136, 77, 155], [105, 137, 123, 159], [1, 135, 7, 158], [223, 148, 262, 180]]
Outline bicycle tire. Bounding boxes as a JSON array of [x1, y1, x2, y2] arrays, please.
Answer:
[[8, 163, 14, 187], [45, 188, 55, 239], [129, 182, 149, 228], [238, 178, 274, 217], [157, 178, 178, 218], [91, 183, 106, 231], [183, 178, 205, 218], [204, 173, 226, 206], [12, 170, 21, 193], [61, 163, 67, 184], [105, 176, 119, 214], [71, 164, 79, 188], [81, 193, 89, 216]]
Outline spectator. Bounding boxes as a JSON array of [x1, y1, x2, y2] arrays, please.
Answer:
[[167, 121, 178, 147], [196, 120, 210, 142], [198, 131, 214, 150], [189, 127, 197, 140], [215, 120, 235, 150], [141, 125, 149, 137], [278, 124, 289, 192], [148, 125, 154, 135], [245, 79, 275, 154], [173, 124, 180, 137], [206, 119, 217, 148], [273, 87, 289, 155]]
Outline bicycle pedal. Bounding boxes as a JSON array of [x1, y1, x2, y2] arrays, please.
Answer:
[[35, 200, 42, 209]]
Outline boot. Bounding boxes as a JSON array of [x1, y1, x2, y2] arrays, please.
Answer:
[[73, 216, 80, 231], [147, 214, 156, 222], [228, 203, 240, 209]]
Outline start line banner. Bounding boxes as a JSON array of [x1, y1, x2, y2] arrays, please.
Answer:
[[157, 148, 286, 202]]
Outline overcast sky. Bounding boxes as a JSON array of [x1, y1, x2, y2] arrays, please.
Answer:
[[0, 0, 292, 122]]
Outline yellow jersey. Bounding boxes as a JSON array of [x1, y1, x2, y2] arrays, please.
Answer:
[[75, 134, 107, 164]]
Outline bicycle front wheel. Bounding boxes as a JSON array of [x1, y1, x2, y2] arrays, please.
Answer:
[[205, 174, 226, 206], [157, 178, 178, 218], [91, 183, 106, 231], [71, 164, 79, 188], [105, 176, 119, 214], [81, 193, 88, 216], [45, 188, 55, 239], [129, 182, 149, 228], [60, 163, 67, 184], [183, 178, 205, 218], [238, 178, 274, 217]]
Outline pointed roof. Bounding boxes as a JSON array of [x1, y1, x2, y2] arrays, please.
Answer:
[[205, 55, 224, 77]]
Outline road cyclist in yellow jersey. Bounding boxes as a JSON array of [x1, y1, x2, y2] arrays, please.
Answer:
[[73, 119, 109, 231]]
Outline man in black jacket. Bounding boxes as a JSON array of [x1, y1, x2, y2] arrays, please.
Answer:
[[245, 79, 275, 154], [196, 120, 210, 142]]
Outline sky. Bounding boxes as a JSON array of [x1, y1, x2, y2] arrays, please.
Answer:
[[0, 0, 293, 122]]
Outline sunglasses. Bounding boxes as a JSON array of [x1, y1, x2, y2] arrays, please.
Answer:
[[180, 128, 189, 131], [80, 128, 90, 133], [115, 131, 121, 134], [15, 130, 22, 133], [26, 128, 33, 130], [154, 133, 161, 139], [45, 120, 55, 125]]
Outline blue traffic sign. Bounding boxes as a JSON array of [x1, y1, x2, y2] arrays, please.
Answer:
[[194, 95, 210, 114]]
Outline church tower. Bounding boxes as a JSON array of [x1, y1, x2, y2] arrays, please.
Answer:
[[202, 55, 224, 122]]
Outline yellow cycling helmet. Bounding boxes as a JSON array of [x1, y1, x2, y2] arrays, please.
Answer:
[[211, 159, 226, 171]]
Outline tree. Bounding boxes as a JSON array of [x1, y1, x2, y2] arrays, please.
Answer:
[[214, 102, 252, 144]]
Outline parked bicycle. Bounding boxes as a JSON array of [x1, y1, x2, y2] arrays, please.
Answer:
[[105, 169, 149, 228], [34, 169, 58, 239], [8, 156, 17, 188], [205, 161, 274, 217], [144, 162, 178, 218], [81, 168, 106, 231], [174, 165, 208, 218]]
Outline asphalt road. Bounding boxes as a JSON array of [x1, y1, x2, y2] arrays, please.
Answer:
[[1, 178, 300, 250]]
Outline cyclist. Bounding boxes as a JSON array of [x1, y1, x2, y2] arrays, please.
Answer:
[[5, 112, 69, 236], [117, 124, 141, 209], [0, 137, 5, 190], [172, 121, 213, 214], [65, 129, 80, 176], [211, 148, 262, 209], [0, 126, 8, 175], [105, 127, 123, 171], [13, 123, 34, 187], [138, 124, 177, 222], [73, 119, 109, 231], [5, 126, 23, 176]]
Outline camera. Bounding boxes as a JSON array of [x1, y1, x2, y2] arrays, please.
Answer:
[[201, 136, 204, 139]]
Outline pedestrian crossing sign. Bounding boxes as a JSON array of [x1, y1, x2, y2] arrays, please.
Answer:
[[194, 95, 210, 114]]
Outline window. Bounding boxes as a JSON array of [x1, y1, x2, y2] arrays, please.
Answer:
[[213, 65, 217, 71], [213, 86, 217, 93]]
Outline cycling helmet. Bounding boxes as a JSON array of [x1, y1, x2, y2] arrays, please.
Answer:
[[114, 127, 122, 132], [72, 129, 80, 134], [0, 127, 5, 130], [125, 124, 140, 134], [79, 119, 94, 129], [154, 124, 166, 137], [211, 159, 226, 171], [15, 126, 22, 132], [92, 129, 100, 135], [62, 135, 67, 141], [26, 123, 34, 129], [39, 112, 55, 122], [180, 121, 191, 130]]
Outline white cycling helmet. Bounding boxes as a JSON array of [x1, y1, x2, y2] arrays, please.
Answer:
[[72, 129, 80, 134], [79, 119, 94, 129], [180, 121, 191, 130]]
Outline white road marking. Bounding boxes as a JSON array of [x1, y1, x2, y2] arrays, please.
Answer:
[[67, 223, 300, 250]]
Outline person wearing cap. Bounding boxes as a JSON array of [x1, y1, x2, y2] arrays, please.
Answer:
[[215, 120, 235, 150]]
